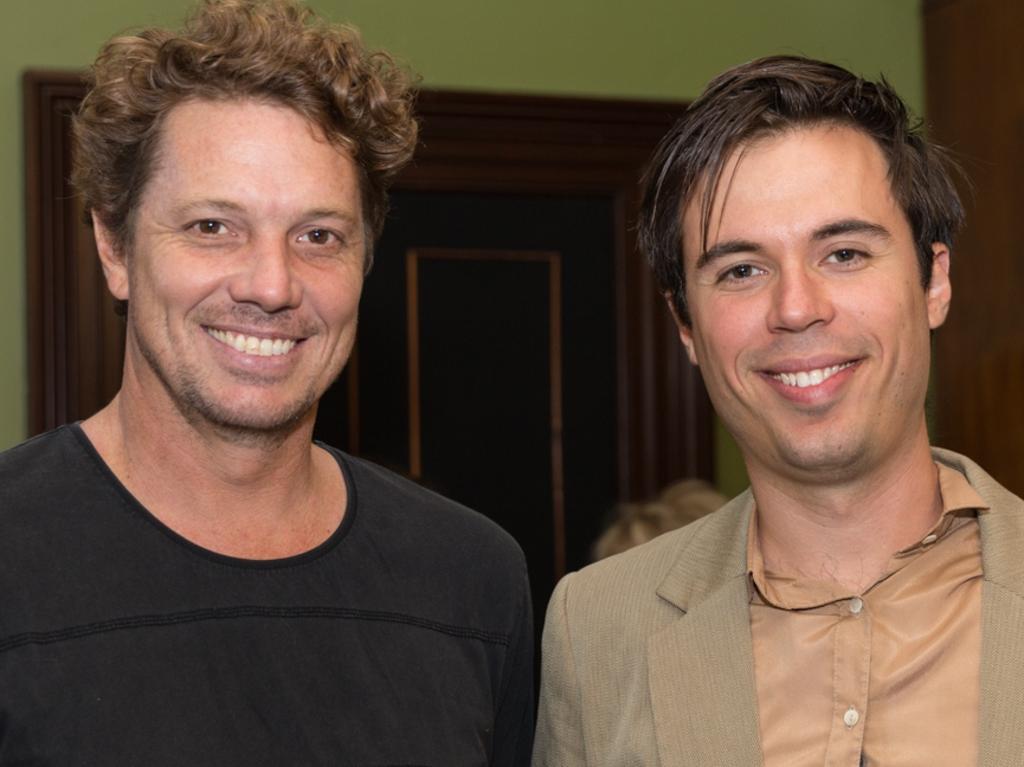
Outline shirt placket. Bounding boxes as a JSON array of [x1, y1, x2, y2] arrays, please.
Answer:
[[824, 595, 871, 766]]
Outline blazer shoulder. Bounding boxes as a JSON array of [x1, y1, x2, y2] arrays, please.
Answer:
[[559, 491, 752, 625]]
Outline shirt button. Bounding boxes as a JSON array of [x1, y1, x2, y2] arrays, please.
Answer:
[[849, 597, 864, 615], [922, 533, 938, 545], [844, 706, 860, 728]]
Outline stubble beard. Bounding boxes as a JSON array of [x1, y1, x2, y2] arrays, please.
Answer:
[[133, 324, 323, 449]]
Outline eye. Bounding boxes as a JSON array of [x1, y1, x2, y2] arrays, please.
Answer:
[[825, 248, 867, 267], [298, 228, 338, 246], [717, 263, 767, 284], [187, 219, 230, 237]]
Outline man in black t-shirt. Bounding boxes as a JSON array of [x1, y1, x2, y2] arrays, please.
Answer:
[[0, 2, 533, 764]]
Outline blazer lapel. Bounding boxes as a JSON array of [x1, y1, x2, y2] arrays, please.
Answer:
[[648, 574, 762, 766], [646, 493, 763, 766], [934, 449, 1024, 767], [978, 580, 1024, 766]]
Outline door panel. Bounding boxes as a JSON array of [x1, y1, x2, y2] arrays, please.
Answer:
[[315, 191, 618, 617]]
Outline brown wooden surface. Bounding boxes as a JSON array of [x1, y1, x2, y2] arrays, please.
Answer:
[[23, 71, 125, 435], [925, 0, 1024, 495], [24, 76, 710, 501]]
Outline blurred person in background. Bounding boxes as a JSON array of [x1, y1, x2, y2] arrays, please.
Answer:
[[593, 479, 726, 560]]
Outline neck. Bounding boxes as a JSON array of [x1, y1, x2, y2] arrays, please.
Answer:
[[80, 372, 344, 560], [747, 424, 941, 593]]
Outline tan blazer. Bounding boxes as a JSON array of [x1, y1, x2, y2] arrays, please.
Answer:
[[533, 449, 1024, 766]]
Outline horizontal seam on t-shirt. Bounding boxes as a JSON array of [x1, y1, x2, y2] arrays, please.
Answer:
[[0, 605, 510, 654]]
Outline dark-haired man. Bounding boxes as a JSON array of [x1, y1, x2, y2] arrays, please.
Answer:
[[0, 2, 532, 764], [534, 56, 1023, 766]]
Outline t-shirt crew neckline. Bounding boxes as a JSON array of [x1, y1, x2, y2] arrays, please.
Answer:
[[66, 422, 357, 570]]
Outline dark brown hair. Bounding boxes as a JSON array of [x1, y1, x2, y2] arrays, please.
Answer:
[[639, 55, 964, 324], [73, 0, 418, 266]]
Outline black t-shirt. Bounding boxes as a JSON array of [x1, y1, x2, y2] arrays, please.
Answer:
[[0, 425, 533, 765]]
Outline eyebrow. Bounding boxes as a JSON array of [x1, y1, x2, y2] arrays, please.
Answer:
[[694, 218, 893, 270], [171, 200, 361, 226], [303, 208, 362, 227], [170, 199, 246, 218], [811, 218, 893, 243], [695, 239, 763, 270]]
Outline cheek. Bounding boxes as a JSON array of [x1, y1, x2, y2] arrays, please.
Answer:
[[309, 272, 364, 329], [136, 253, 222, 304], [689, 326, 740, 386], [693, 299, 760, 364]]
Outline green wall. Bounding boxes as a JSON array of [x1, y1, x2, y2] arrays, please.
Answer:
[[2, 0, 923, 494]]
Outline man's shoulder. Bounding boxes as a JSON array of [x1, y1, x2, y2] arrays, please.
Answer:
[[0, 425, 78, 472], [329, 448, 527, 572], [557, 491, 752, 625], [325, 450, 530, 636], [0, 426, 93, 510]]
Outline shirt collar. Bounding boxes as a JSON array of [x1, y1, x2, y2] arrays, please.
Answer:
[[747, 462, 989, 609]]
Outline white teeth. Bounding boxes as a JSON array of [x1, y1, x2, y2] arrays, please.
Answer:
[[206, 328, 298, 357], [774, 362, 852, 388]]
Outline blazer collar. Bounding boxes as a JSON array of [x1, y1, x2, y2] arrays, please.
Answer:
[[654, 489, 753, 612]]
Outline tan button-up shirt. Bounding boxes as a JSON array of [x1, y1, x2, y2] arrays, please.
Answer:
[[748, 463, 988, 766]]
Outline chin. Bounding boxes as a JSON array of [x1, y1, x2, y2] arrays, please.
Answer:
[[773, 436, 872, 481], [178, 384, 319, 440]]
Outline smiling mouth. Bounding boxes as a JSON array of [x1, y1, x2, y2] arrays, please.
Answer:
[[770, 361, 856, 389], [205, 328, 298, 357]]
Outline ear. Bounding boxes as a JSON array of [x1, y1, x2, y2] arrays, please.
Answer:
[[664, 291, 699, 366], [92, 213, 129, 301], [926, 243, 952, 330]]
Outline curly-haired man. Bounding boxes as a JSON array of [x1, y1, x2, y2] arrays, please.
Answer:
[[0, 2, 533, 763]]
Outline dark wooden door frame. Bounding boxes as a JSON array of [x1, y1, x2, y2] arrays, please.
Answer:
[[24, 72, 711, 500]]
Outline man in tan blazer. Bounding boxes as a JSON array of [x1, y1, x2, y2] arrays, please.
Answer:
[[534, 56, 1024, 766]]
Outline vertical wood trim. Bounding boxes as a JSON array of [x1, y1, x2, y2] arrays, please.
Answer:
[[611, 191, 633, 497], [23, 71, 43, 432], [548, 254, 566, 579], [405, 250, 422, 479], [24, 71, 91, 434]]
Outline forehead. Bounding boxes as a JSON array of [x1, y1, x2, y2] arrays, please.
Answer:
[[681, 124, 904, 264], [146, 98, 360, 212]]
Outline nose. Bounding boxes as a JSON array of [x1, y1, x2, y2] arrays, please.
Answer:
[[228, 236, 302, 312], [767, 265, 833, 333]]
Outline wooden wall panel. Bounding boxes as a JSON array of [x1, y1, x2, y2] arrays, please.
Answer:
[[925, 0, 1024, 494]]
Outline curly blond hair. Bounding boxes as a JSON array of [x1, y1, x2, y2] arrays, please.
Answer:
[[73, 0, 418, 262], [593, 479, 727, 561]]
